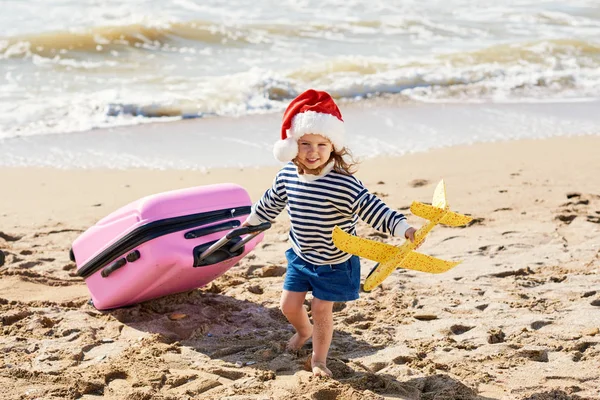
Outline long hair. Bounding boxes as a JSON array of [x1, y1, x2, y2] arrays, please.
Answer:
[[294, 147, 359, 176]]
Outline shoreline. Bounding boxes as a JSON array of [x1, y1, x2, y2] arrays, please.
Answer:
[[2, 99, 600, 170], [1, 134, 600, 399]]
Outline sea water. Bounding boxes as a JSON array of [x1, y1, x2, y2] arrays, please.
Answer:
[[1, 0, 600, 168]]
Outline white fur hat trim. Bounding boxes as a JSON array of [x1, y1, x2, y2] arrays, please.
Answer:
[[273, 111, 345, 162]]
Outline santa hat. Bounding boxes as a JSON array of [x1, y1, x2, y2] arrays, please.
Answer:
[[273, 89, 345, 162]]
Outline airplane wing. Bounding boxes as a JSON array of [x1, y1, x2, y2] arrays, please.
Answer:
[[363, 249, 461, 291], [440, 212, 473, 227], [401, 251, 461, 274], [410, 201, 472, 227], [331, 226, 398, 262], [410, 201, 445, 220]]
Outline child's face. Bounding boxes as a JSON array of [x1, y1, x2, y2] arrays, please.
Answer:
[[296, 134, 333, 171]]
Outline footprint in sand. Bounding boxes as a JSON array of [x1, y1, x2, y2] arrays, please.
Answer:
[[471, 243, 529, 258], [440, 235, 463, 243], [247, 285, 263, 295], [487, 328, 505, 344], [587, 215, 600, 224], [450, 324, 474, 335], [466, 217, 485, 227], [560, 192, 589, 207], [18, 261, 43, 269], [557, 192, 600, 225], [372, 191, 388, 198], [489, 267, 535, 278], [1, 310, 33, 325], [409, 179, 429, 188], [104, 370, 128, 384], [343, 312, 372, 325], [517, 348, 549, 362], [255, 265, 286, 278], [530, 321, 552, 330], [555, 214, 577, 224], [0, 231, 22, 241]]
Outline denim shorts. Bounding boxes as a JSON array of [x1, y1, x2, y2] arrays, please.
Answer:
[[283, 248, 361, 302]]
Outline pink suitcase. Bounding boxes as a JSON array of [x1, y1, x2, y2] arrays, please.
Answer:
[[72, 183, 270, 310]]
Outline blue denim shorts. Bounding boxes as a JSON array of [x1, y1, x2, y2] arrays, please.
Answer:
[[283, 248, 361, 302]]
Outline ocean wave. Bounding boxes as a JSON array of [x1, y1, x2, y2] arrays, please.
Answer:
[[0, 16, 568, 60], [0, 21, 258, 59], [0, 19, 394, 59], [95, 37, 600, 120], [445, 39, 600, 65], [1, 38, 599, 138]]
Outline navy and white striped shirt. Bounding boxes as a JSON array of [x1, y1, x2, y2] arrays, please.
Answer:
[[246, 162, 410, 265]]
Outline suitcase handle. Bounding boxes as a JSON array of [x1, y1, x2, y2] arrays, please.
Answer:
[[229, 223, 271, 253], [198, 222, 271, 262], [225, 222, 271, 239], [101, 257, 127, 278]]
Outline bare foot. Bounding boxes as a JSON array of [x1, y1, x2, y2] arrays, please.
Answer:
[[311, 360, 332, 377], [286, 330, 312, 353]]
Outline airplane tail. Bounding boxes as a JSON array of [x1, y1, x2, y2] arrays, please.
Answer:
[[432, 179, 447, 208]]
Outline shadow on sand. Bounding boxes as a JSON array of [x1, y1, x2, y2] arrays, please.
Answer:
[[108, 288, 497, 400]]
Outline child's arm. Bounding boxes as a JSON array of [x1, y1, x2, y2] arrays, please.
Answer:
[[244, 173, 288, 226], [352, 189, 415, 241]]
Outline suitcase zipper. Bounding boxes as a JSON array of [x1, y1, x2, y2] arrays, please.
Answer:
[[76, 206, 251, 279]]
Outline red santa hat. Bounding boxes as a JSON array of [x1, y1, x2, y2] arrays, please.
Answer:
[[273, 89, 345, 162]]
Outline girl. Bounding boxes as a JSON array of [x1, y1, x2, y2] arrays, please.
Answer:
[[244, 89, 416, 377]]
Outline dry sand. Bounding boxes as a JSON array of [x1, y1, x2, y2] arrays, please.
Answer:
[[1, 135, 599, 400]]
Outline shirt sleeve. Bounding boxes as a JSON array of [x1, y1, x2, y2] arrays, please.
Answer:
[[352, 184, 411, 238], [245, 171, 288, 226]]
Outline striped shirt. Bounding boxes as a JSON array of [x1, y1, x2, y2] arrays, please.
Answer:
[[246, 162, 410, 265]]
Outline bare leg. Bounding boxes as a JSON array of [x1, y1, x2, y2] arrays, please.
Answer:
[[280, 290, 312, 351], [310, 298, 334, 377]]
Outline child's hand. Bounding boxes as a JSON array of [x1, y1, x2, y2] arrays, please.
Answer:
[[404, 227, 417, 242]]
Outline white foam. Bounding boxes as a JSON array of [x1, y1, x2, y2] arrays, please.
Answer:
[[1, 100, 599, 170]]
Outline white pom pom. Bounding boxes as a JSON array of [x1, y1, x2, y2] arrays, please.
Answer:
[[273, 138, 298, 162]]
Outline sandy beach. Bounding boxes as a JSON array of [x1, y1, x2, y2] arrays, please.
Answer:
[[1, 134, 599, 400]]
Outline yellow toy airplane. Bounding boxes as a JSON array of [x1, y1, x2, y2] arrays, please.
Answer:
[[332, 179, 472, 292]]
